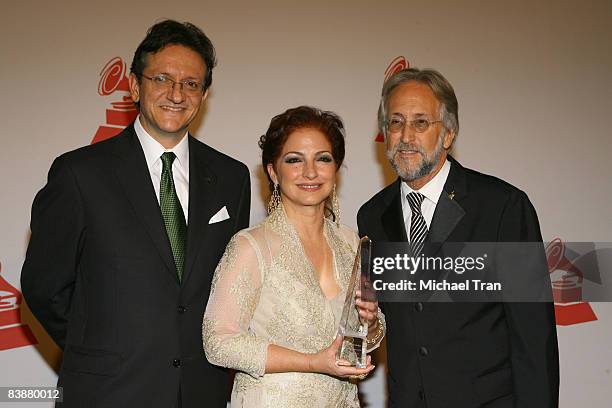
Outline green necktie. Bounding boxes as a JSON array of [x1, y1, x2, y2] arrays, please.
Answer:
[[160, 152, 187, 281]]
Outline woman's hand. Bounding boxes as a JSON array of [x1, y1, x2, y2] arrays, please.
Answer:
[[355, 289, 379, 330], [308, 335, 374, 379]]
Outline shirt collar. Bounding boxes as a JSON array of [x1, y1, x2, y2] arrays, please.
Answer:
[[401, 158, 451, 205], [134, 115, 189, 171]]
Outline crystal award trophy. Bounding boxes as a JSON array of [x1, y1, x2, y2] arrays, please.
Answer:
[[336, 236, 374, 368]]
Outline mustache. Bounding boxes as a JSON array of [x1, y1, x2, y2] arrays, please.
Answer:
[[391, 142, 425, 155]]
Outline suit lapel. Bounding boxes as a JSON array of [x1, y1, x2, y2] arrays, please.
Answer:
[[112, 126, 177, 278], [381, 179, 409, 242], [426, 156, 467, 255], [182, 137, 217, 285]]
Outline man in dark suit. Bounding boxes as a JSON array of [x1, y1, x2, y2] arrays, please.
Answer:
[[358, 68, 559, 407], [21, 20, 250, 407]]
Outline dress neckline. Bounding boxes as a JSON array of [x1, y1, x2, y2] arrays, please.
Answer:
[[268, 203, 343, 301]]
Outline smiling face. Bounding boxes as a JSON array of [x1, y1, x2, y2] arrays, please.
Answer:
[[267, 127, 337, 212], [129, 44, 208, 147], [385, 81, 455, 189]]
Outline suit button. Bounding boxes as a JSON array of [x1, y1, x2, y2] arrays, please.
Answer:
[[177, 306, 187, 313], [418, 346, 428, 357], [172, 359, 181, 367], [414, 302, 423, 312]]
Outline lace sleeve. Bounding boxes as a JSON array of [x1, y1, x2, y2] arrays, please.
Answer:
[[203, 232, 268, 378]]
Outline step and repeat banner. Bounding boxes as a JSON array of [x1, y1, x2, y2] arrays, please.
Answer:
[[1, 1, 611, 406]]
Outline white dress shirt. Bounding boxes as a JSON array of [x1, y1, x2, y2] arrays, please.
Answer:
[[134, 115, 189, 222], [400, 159, 451, 242]]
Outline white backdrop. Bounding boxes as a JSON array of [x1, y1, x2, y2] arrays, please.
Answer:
[[1, 0, 611, 406]]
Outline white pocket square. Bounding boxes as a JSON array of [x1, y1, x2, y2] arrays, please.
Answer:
[[208, 206, 230, 224]]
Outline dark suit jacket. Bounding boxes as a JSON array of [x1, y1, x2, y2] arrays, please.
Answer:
[[21, 125, 250, 408], [357, 156, 559, 408]]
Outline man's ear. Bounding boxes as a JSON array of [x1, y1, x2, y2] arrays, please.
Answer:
[[201, 88, 209, 104], [267, 163, 278, 185], [128, 73, 140, 103], [443, 129, 456, 150]]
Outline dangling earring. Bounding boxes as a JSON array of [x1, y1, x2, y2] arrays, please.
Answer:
[[331, 184, 340, 227], [267, 183, 281, 214]]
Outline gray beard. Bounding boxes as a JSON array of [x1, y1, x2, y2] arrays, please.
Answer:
[[386, 132, 445, 182]]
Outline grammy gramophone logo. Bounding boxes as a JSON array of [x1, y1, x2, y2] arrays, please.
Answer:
[[375, 56, 409, 143], [92, 57, 138, 144], [0, 262, 37, 351], [546, 238, 599, 326]]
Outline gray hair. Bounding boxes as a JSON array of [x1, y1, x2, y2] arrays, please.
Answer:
[[378, 68, 459, 138]]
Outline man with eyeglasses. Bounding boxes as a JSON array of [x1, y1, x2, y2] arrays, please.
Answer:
[[21, 20, 250, 408], [357, 68, 559, 407]]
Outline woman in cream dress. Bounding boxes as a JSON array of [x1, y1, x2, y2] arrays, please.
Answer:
[[203, 106, 385, 407]]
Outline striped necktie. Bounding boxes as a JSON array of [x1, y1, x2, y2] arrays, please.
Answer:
[[407, 192, 428, 256], [160, 152, 187, 280]]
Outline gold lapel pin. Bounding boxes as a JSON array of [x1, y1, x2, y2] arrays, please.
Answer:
[[448, 191, 455, 200]]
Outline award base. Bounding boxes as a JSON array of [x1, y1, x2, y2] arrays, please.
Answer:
[[338, 330, 367, 368]]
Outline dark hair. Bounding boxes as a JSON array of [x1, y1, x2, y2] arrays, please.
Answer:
[[130, 19, 217, 91], [259, 106, 346, 190], [378, 67, 459, 138]]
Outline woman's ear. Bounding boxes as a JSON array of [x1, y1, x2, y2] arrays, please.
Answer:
[[267, 163, 278, 185]]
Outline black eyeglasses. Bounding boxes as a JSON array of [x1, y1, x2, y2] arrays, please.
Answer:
[[141, 74, 204, 96]]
